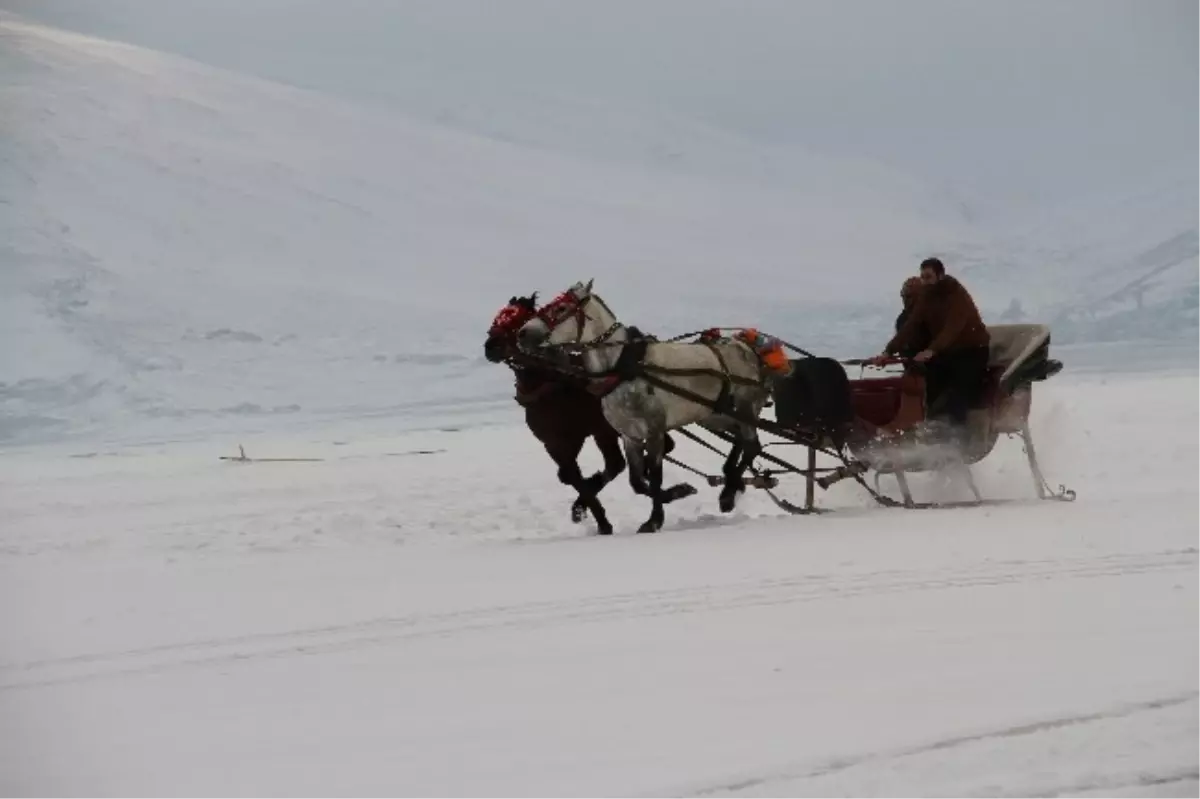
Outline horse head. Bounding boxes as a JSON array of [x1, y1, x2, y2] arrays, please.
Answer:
[[517, 279, 609, 348], [515, 278, 628, 377], [484, 292, 539, 363]]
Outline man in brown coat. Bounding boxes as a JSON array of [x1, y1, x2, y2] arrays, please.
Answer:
[[871, 257, 991, 428]]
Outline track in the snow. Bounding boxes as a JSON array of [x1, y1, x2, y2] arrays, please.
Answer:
[[680, 692, 1200, 797], [1, 548, 1193, 692]]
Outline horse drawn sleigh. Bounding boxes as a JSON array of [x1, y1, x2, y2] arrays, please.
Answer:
[[486, 279, 1075, 535]]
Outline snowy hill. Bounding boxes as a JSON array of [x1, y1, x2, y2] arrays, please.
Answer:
[[944, 173, 1199, 341], [2, 12, 1195, 446], [0, 13, 975, 445]]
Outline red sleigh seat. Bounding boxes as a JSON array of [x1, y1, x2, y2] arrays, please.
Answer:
[[847, 372, 925, 432]]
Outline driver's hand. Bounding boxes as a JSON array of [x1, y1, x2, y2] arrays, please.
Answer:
[[866, 353, 890, 367], [913, 349, 935, 363]]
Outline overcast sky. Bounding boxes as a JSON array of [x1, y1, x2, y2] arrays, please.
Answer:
[[5, 0, 1196, 213]]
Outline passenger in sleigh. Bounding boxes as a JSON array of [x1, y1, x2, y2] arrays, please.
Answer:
[[870, 258, 990, 432], [894, 276, 930, 362], [853, 276, 932, 435]]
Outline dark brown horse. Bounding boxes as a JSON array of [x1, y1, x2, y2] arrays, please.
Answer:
[[484, 294, 691, 535]]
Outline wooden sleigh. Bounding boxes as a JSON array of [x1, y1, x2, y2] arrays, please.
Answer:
[[765, 324, 1073, 508]]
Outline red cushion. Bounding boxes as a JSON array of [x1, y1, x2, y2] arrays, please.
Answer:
[[848, 377, 904, 427]]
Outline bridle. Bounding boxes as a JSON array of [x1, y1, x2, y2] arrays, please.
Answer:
[[536, 289, 625, 349], [488, 295, 538, 340], [487, 294, 601, 399]]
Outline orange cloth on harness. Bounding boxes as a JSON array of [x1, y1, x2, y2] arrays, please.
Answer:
[[735, 329, 791, 375]]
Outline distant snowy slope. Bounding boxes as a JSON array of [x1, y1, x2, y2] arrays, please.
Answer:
[[998, 179, 1195, 345], [346, 82, 970, 225], [946, 173, 1198, 328], [0, 13, 974, 444]]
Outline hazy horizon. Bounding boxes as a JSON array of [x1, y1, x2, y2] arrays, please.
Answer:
[[3, 0, 1195, 216]]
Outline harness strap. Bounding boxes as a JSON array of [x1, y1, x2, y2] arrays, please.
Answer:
[[700, 342, 736, 415], [637, 369, 760, 424], [640, 365, 762, 387], [613, 337, 649, 382]]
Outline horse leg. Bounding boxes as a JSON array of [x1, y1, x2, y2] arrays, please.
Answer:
[[658, 429, 696, 503], [566, 427, 628, 535], [548, 441, 614, 535], [638, 433, 668, 534], [718, 439, 744, 513], [625, 437, 650, 497], [577, 426, 626, 503], [720, 428, 762, 513], [661, 480, 698, 504]]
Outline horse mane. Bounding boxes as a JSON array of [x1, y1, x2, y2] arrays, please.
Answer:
[[510, 292, 538, 312]]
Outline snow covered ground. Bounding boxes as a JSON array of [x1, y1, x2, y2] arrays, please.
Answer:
[[2, 357, 1196, 796]]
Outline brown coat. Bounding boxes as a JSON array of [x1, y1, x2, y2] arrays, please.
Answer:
[[886, 275, 989, 356]]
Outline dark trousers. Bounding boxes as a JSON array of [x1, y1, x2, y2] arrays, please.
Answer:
[[924, 346, 990, 425]]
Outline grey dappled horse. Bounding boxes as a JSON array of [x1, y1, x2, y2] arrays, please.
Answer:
[[518, 280, 772, 533]]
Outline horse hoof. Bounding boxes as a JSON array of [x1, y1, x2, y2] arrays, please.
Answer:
[[663, 483, 697, 503], [719, 493, 737, 513], [637, 521, 661, 534], [596, 524, 613, 536], [571, 501, 587, 523]]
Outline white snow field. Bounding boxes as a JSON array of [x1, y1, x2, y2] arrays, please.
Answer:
[[2, 10, 1198, 798], [2, 362, 1197, 796]]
